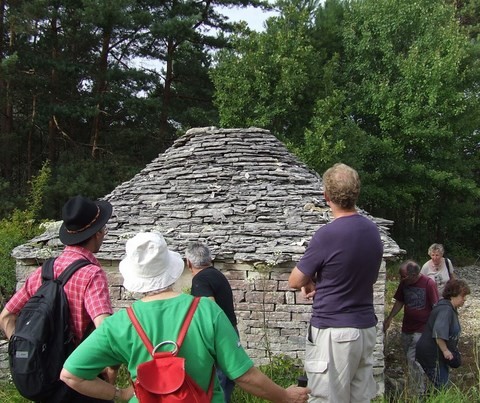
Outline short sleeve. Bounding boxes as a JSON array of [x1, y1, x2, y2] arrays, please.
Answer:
[[192, 275, 214, 298], [393, 282, 405, 303], [431, 309, 451, 340], [5, 268, 42, 314], [213, 309, 253, 380], [84, 269, 113, 319]]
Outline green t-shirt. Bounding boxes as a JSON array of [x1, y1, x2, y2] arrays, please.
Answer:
[[64, 294, 253, 402]]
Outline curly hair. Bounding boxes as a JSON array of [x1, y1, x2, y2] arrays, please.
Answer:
[[442, 278, 471, 299], [322, 163, 360, 210]]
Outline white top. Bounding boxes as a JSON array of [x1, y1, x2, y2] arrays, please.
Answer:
[[420, 258, 453, 296]]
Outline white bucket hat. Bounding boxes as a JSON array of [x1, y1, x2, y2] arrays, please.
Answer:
[[119, 232, 184, 293]]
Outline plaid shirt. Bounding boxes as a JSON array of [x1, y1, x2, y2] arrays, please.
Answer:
[[6, 245, 113, 345]]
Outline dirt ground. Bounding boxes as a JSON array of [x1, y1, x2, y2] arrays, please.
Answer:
[[384, 265, 480, 394]]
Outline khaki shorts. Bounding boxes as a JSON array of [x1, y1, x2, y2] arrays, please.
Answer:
[[304, 325, 377, 403]]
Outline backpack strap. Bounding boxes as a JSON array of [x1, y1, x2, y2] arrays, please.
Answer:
[[41, 258, 56, 282], [41, 258, 91, 285], [126, 297, 200, 354], [445, 257, 451, 278], [176, 297, 214, 398], [57, 259, 91, 285], [127, 307, 154, 353], [176, 297, 200, 349], [127, 297, 214, 397]]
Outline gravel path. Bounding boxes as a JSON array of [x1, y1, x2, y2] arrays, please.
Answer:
[[452, 265, 480, 339]]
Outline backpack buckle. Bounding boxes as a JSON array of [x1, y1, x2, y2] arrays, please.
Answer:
[[152, 340, 178, 356]]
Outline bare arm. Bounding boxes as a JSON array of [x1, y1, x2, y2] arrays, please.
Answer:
[[93, 313, 110, 329], [383, 300, 404, 333], [235, 366, 309, 403], [436, 338, 453, 361], [60, 369, 134, 401], [288, 267, 315, 299], [0, 308, 17, 340], [91, 313, 119, 384]]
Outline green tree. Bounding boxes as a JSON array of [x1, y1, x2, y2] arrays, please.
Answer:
[[307, 0, 480, 254], [212, 0, 325, 144], [213, 0, 480, 256], [0, 0, 264, 220]]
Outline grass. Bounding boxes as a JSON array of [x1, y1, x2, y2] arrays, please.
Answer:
[[2, 347, 480, 402], [230, 355, 304, 402], [0, 379, 29, 402]]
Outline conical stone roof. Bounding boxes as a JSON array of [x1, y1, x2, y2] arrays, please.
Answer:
[[13, 127, 403, 262]]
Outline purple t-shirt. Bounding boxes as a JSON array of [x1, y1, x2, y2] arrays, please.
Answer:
[[297, 214, 383, 329]]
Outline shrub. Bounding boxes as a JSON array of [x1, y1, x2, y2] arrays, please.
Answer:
[[0, 163, 49, 304]]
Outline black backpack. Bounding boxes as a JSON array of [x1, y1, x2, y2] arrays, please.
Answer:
[[8, 257, 90, 401]]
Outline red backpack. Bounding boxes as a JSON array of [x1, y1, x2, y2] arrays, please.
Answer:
[[126, 297, 215, 403]]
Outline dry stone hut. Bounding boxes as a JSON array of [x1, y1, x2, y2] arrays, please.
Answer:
[[4, 127, 403, 393]]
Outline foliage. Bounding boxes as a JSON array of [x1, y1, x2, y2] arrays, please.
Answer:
[[213, 0, 480, 258], [0, 164, 48, 304], [333, 0, 480, 257], [0, 0, 266, 221], [212, 0, 325, 145], [378, 384, 480, 403], [41, 156, 142, 219], [0, 380, 29, 403]]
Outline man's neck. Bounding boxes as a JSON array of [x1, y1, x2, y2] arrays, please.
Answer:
[[191, 264, 211, 276], [331, 205, 357, 219]]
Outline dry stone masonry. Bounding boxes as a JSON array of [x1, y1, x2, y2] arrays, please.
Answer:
[[4, 127, 404, 394]]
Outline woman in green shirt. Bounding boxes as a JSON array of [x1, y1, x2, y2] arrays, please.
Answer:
[[61, 232, 310, 403]]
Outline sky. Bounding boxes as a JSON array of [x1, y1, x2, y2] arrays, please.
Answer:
[[220, 5, 279, 32], [134, 5, 277, 72]]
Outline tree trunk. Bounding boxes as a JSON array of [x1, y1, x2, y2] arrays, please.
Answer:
[[48, 13, 59, 163], [27, 94, 37, 179], [158, 39, 176, 143], [0, 0, 13, 178], [90, 28, 111, 159]]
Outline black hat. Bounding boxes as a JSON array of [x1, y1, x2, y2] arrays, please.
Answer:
[[59, 195, 113, 245]]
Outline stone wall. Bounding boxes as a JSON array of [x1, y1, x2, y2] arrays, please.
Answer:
[[0, 340, 8, 380], [1, 258, 386, 395]]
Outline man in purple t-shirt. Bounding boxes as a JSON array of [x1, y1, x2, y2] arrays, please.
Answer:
[[289, 163, 383, 403], [383, 260, 439, 394]]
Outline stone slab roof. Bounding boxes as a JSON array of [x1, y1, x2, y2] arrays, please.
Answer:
[[13, 127, 404, 263]]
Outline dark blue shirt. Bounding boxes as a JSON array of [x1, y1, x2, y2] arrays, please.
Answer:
[[297, 214, 383, 328]]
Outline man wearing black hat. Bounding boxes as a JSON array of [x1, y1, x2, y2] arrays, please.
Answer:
[[0, 195, 115, 401]]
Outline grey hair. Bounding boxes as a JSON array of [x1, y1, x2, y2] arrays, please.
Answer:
[[428, 243, 444, 256], [185, 241, 212, 267]]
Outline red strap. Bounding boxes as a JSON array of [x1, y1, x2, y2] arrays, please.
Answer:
[[127, 306, 154, 352], [207, 366, 215, 398], [128, 297, 214, 396], [126, 297, 200, 354], [176, 297, 200, 349]]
